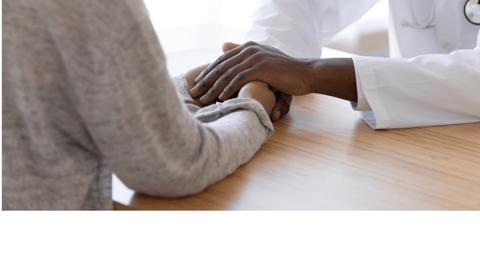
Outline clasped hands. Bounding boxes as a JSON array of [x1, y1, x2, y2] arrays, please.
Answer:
[[185, 42, 309, 121], [185, 41, 356, 118]]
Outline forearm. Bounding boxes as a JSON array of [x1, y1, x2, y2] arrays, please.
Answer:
[[67, 1, 275, 197], [309, 58, 358, 103]]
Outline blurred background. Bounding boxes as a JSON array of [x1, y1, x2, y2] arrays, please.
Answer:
[[143, 0, 389, 74]]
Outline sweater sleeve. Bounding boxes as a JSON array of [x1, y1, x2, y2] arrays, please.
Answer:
[[171, 74, 201, 114], [46, 0, 274, 197]]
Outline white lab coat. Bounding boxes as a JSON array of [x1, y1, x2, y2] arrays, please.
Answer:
[[245, 0, 480, 129]]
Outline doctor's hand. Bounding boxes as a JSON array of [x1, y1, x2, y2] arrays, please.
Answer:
[[190, 41, 311, 101], [190, 41, 358, 107], [195, 42, 293, 121], [184, 63, 211, 107]]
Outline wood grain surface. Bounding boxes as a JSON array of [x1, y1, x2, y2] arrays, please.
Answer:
[[113, 93, 480, 210]]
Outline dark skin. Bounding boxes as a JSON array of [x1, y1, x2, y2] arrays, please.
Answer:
[[184, 63, 276, 116], [189, 41, 358, 116], [191, 42, 292, 122]]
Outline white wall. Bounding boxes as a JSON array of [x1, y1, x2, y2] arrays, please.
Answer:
[[144, 0, 259, 54], [325, 0, 390, 57], [144, 0, 390, 57]]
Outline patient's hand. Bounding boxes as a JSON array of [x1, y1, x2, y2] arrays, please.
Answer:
[[184, 46, 282, 118], [185, 63, 210, 107], [185, 63, 275, 115], [207, 42, 292, 121], [225, 42, 291, 120], [238, 81, 276, 117]]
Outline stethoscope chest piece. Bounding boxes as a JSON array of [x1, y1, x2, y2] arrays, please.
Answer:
[[465, 0, 480, 25]]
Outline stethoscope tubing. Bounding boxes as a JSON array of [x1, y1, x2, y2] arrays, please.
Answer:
[[403, 0, 480, 28]]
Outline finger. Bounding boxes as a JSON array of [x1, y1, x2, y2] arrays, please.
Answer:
[[185, 63, 210, 89], [196, 46, 265, 99], [190, 53, 246, 98], [194, 46, 243, 83], [271, 94, 292, 122], [192, 63, 211, 74], [271, 99, 285, 121], [219, 67, 259, 101], [193, 98, 204, 107], [199, 62, 251, 104], [271, 110, 281, 122], [222, 42, 241, 53], [195, 41, 258, 83]]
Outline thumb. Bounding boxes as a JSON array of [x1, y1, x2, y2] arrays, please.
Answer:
[[271, 109, 282, 122], [271, 93, 292, 122], [222, 42, 241, 53], [271, 100, 285, 122]]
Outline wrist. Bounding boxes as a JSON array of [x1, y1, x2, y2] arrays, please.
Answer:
[[261, 94, 276, 116], [238, 82, 276, 116], [306, 59, 323, 95], [308, 58, 358, 102], [240, 92, 275, 116]]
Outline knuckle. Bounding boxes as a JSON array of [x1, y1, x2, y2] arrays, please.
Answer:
[[197, 80, 207, 90], [214, 65, 223, 75], [244, 46, 258, 55], [249, 66, 262, 74], [200, 70, 210, 79], [206, 88, 214, 98], [236, 71, 246, 81], [251, 52, 263, 61], [221, 70, 231, 80], [212, 83, 222, 93]]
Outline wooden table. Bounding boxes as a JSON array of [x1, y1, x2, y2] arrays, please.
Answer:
[[112, 48, 480, 210]]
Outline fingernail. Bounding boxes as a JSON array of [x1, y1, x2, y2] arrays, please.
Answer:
[[189, 87, 196, 94], [194, 76, 201, 83], [219, 93, 226, 101], [200, 95, 208, 104]]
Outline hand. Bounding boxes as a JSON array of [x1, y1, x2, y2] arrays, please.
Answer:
[[238, 81, 276, 117], [189, 41, 314, 105], [184, 63, 211, 107], [220, 42, 293, 122]]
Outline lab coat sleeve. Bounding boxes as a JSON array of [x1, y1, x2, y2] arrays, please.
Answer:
[[244, 0, 380, 58], [351, 30, 480, 129]]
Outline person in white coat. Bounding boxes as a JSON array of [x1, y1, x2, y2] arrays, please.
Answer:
[[189, 0, 480, 129]]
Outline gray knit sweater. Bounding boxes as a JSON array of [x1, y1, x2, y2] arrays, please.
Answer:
[[2, 0, 274, 210]]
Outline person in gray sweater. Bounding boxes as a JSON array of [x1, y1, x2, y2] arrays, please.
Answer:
[[2, 0, 277, 210]]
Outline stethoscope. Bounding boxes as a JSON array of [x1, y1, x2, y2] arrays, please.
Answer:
[[401, 0, 480, 29], [465, 0, 480, 25]]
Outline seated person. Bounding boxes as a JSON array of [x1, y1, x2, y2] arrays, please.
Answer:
[[2, 0, 276, 210]]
